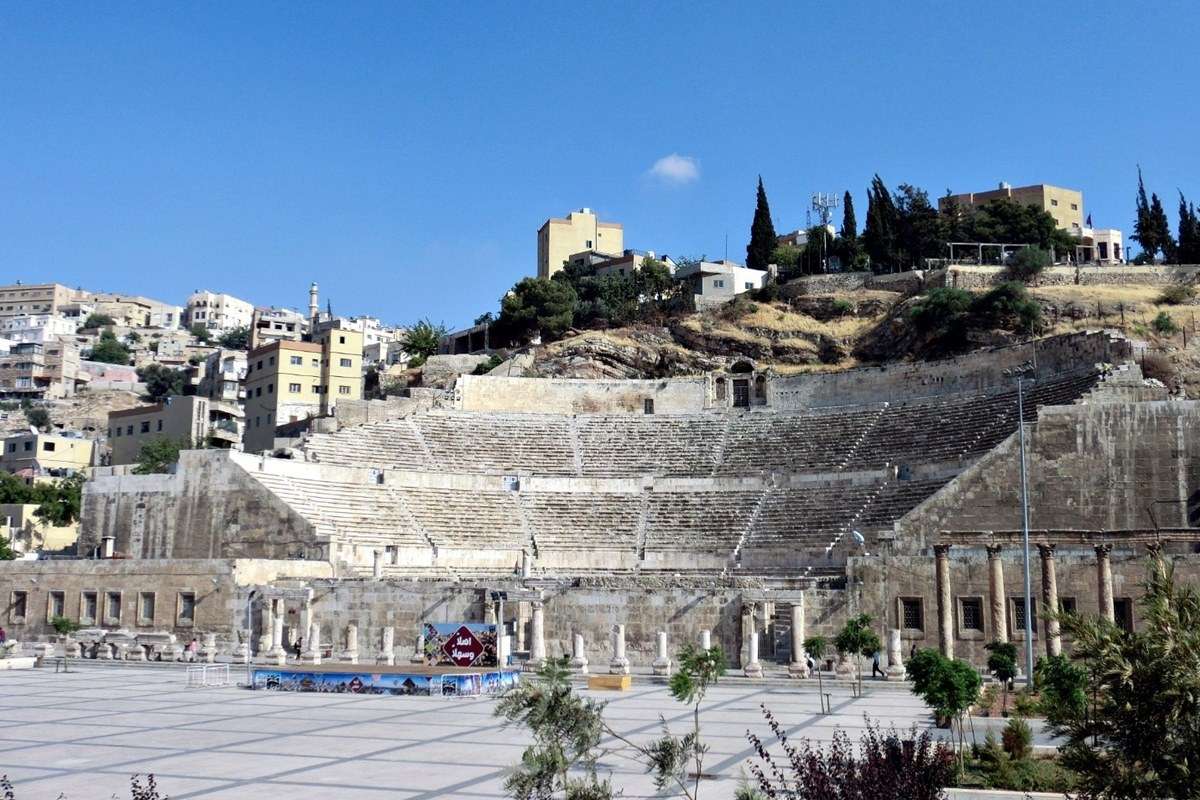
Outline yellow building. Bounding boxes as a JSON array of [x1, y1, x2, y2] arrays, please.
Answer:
[[0, 283, 79, 322], [940, 183, 1084, 233], [242, 327, 363, 452], [0, 432, 94, 477], [537, 208, 623, 279], [1, 503, 78, 554]]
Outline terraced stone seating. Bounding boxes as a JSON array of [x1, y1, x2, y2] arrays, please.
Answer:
[[413, 412, 577, 475], [642, 490, 761, 557], [851, 478, 947, 536], [401, 486, 529, 551], [305, 419, 430, 470], [519, 492, 641, 551], [249, 471, 429, 548], [576, 415, 726, 476], [746, 484, 877, 550], [716, 409, 880, 475]]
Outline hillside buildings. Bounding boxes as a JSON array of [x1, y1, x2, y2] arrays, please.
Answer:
[[107, 396, 242, 465], [250, 307, 308, 349], [675, 259, 767, 308], [0, 283, 78, 321], [0, 431, 94, 476], [0, 341, 84, 399], [537, 208, 623, 279], [241, 326, 364, 452], [184, 290, 254, 334]]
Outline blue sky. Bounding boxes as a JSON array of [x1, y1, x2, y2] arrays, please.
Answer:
[[2, 2, 1197, 329]]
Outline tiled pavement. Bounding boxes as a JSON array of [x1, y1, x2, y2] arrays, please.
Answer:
[[0, 664, 961, 799]]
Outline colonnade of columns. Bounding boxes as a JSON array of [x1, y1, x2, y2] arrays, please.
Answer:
[[934, 541, 1129, 659]]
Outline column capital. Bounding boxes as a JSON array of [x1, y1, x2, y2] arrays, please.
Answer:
[[934, 543, 952, 557], [985, 544, 1003, 558], [1094, 543, 1112, 557], [1037, 542, 1056, 559], [1145, 540, 1164, 557]]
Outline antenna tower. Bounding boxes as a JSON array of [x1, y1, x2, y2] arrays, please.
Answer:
[[811, 192, 840, 227]]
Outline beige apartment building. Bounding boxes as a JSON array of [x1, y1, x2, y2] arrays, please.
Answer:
[[537, 208, 623, 278], [940, 182, 1084, 233], [242, 327, 363, 452], [0, 340, 83, 399], [1, 432, 94, 476], [0, 283, 79, 321], [184, 290, 255, 334], [107, 395, 242, 465]]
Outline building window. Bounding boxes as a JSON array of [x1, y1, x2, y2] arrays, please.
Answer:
[[10, 590, 28, 623], [23, 441, 32, 451], [140, 421, 150, 434], [267, 383, 274, 394], [255, 387, 262, 397], [290, 355, 302, 366], [81, 591, 97, 624], [1059, 596, 1077, 616], [311, 358, 320, 367], [288, 383, 301, 393], [899, 597, 924, 631], [138, 592, 155, 625], [1011, 597, 1038, 636], [105, 591, 122, 624], [256, 360, 263, 370], [312, 385, 321, 394], [42, 441, 55, 452], [644, 398, 655, 415], [713, 279, 725, 288], [339, 358, 352, 368], [254, 416, 260, 428], [48, 591, 65, 620], [1050, 198, 1059, 206], [177, 592, 195, 625], [126, 425, 133, 435], [338, 336, 345, 344], [6, 443, 13, 453], [1114, 598, 1134, 632], [266, 413, 272, 424], [338, 385, 351, 395], [1071, 203, 1078, 211], [960, 597, 984, 633]]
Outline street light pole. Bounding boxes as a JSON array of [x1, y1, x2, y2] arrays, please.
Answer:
[[245, 589, 257, 689], [1016, 376, 1034, 684]]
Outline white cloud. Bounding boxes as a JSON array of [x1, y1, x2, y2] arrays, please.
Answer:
[[646, 153, 700, 186]]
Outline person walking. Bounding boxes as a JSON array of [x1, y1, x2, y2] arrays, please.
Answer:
[[292, 637, 303, 660], [872, 650, 885, 679], [0, 626, 7, 645], [185, 637, 198, 662]]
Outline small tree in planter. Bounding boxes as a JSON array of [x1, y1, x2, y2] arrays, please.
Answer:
[[803, 635, 828, 699], [51, 616, 80, 637], [984, 641, 1019, 716], [907, 648, 981, 781], [834, 614, 881, 697]]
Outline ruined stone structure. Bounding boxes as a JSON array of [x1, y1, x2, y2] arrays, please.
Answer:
[[6, 330, 1197, 672]]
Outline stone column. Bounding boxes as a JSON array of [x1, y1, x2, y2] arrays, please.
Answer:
[[372, 550, 383, 580], [300, 621, 321, 665], [411, 633, 426, 664], [652, 631, 671, 676], [378, 626, 395, 666], [257, 602, 273, 655], [515, 602, 528, 652], [485, 600, 497, 627], [609, 624, 630, 675], [268, 613, 286, 665], [569, 632, 589, 674], [232, 629, 249, 662], [201, 632, 217, 664], [740, 603, 755, 666], [1096, 544, 1115, 624], [934, 544, 954, 658], [521, 550, 533, 578], [700, 629, 712, 651], [986, 544, 1008, 643], [788, 598, 808, 678], [341, 623, 359, 664], [743, 631, 763, 678], [1038, 544, 1062, 657], [527, 602, 546, 669], [885, 628, 906, 681]]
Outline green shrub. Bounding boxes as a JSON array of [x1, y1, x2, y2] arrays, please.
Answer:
[[1013, 687, 1040, 717], [830, 298, 854, 316], [1157, 284, 1196, 305], [1001, 716, 1032, 760], [753, 283, 780, 302], [1034, 654, 1087, 724], [1006, 246, 1051, 282], [1152, 311, 1179, 335], [908, 287, 973, 333], [972, 281, 1042, 334], [51, 616, 80, 635]]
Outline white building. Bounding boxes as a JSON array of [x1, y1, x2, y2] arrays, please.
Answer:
[[0, 315, 78, 345], [674, 260, 768, 309], [184, 291, 255, 334], [1078, 227, 1124, 265]]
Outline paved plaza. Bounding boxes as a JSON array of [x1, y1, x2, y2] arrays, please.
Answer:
[[1, 664, 995, 799]]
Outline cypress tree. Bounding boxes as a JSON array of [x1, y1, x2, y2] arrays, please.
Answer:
[[1178, 193, 1200, 264], [840, 190, 857, 239], [746, 176, 777, 271], [862, 174, 898, 272], [1133, 166, 1156, 258], [1150, 192, 1176, 262]]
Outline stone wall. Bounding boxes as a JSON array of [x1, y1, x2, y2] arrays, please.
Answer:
[[770, 330, 1127, 409], [334, 395, 435, 427], [781, 270, 933, 297], [943, 264, 1200, 291], [0, 557, 330, 644], [896, 400, 1200, 551], [455, 374, 710, 415], [80, 450, 322, 560]]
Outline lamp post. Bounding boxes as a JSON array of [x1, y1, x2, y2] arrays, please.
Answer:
[[245, 589, 257, 689], [1004, 361, 1036, 684]]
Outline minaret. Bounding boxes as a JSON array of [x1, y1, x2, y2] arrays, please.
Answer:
[[308, 282, 319, 330]]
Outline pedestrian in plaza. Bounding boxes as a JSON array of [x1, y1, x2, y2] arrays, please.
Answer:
[[0, 625, 6, 645], [872, 650, 885, 679], [185, 637, 198, 662], [293, 637, 303, 660]]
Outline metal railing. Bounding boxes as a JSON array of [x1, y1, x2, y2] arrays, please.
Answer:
[[186, 664, 232, 688]]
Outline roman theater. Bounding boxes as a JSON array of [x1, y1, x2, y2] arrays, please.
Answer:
[[5, 330, 1200, 673]]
